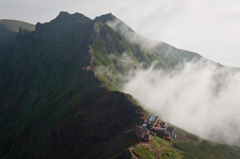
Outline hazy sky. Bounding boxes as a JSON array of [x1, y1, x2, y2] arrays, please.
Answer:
[[1, 0, 240, 67]]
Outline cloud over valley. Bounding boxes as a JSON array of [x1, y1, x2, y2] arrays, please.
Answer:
[[123, 60, 240, 146]]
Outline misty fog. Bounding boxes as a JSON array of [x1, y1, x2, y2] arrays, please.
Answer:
[[105, 18, 240, 146], [107, 19, 160, 49], [123, 60, 240, 146]]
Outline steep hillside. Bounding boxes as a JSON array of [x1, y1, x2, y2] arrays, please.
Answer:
[[0, 19, 35, 50], [0, 11, 239, 159], [0, 12, 144, 158]]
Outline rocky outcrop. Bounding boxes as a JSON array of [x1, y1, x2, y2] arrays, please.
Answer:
[[0, 23, 17, 49], [15, 27, 33, 48], [34, 11, 92, 40]]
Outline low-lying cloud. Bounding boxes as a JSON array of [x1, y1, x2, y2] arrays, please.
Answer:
[[123, 60, 240, 146], [95, 52, 142, 87], [107, 19, 160, 49]]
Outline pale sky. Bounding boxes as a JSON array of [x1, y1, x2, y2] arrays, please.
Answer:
[[1, 0, 240, 67]]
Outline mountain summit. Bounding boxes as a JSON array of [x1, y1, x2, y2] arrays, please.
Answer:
[[0, 11, 143, 158], [0, 11, 240, 158]]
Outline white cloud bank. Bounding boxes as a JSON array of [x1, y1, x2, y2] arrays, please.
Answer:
[[123, 60, 240, 145], [107, 19, 160, 49]]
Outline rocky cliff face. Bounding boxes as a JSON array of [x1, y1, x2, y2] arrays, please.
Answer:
[[34, 12, 91, 40], [0, 23, 17, 49]]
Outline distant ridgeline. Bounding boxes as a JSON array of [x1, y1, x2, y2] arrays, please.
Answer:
[[0, 19, 35, 50], [0, 11, 239, 159]]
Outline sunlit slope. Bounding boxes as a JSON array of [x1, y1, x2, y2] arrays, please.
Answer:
[[0, 19, 35, 32]]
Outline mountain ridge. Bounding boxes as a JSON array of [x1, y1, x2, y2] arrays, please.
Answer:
[[0, 11, 240, 158], [0, 11, 146, 158], [0, 19, 35, 50]]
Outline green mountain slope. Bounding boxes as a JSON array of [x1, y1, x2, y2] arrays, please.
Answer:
[[0, 11, 239, 159], [0, 19, 35, 50], [123, 134, 240, 159], [0, 19, 35, 32], [90, 17, 202, 90], [0, 12, 143, 158]]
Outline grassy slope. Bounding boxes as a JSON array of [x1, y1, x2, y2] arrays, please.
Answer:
[[91, 21, 201, 91], [128, 131, 240, 159], [0, 19, 35, 32], [0, 18, 94, 157], [0, 47, 87, 156]]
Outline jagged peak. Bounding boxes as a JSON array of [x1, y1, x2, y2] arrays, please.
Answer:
[[57, 11, 70, 18], [94, 13, 116, 23], [34, 11, 92, 35], [18, 27, 32, 34], [54, 11, 91, 22]]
